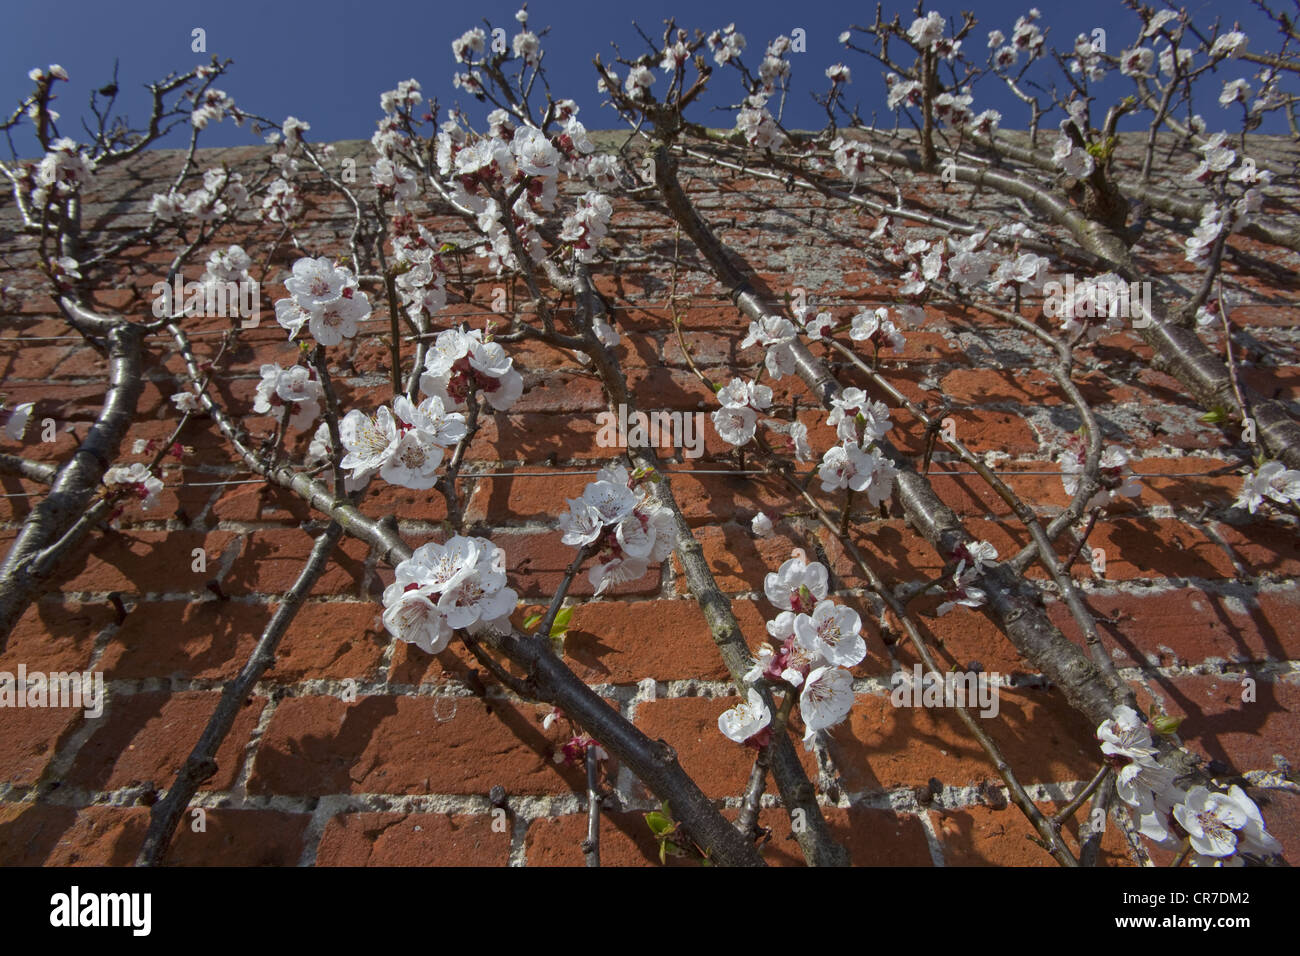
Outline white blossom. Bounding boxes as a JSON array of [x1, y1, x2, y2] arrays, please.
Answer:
[[794, 600, 866, 668], [799, 665, 855, 747], [764, 555, 828, 613], [718, 689, 772, 743], [1235, 460, 1300, 513], [103, 462, 163, 510]]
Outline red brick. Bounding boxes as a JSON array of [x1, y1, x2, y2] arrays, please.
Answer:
[[825, 686, 1098, 793], [634, 696, 817, 799], [466, 413, 620, 463], [248, 695, 584, 797], [1151, 673, 1300, 775], [1, 600, 103, 674], [165, 809, 310, 865], [499, 530, 661, 598], [210, 482, 316, 523], [67, 691, 262, 792], [0, 804, 148, 866], [223, 530, 372, 595], [564, 599, 731, 684], [58, 530, 238, 594], [0, 706, 83, 787], [1048, 586, 1300, 668], [526, 810, 698, 866], [933, 800, 1133, 866], [317, 812, 508, 866], [464, 470, 592, 524], [744, 806, 934, 867]]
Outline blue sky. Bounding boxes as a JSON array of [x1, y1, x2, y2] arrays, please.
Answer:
[[0, 0, 1284, 156]]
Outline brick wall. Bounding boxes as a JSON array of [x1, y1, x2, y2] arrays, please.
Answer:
[[1, 135, 1297, 866]]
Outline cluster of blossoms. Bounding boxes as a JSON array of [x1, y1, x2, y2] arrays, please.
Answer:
[[450, 15, 542, 90], [557, 465, 674, 594], [1097, 705, 1280, 864], [1185, 204, 1230, 265], [907, 11, 961, 59], [757, 35, 794, 93], [382, 536, 519, 654], [717, 554, 864, 750], [372, 79, 422, 160], [432, 93, 607, 273], [257, 131, 309, 225], [191, 243, 255, 312], [268, 115, 310, 147], [830, 136, 873, 184], [371, 156, 419, 210], [150, 167, 251, 223], [1070, 33, 1107, 82], [819, 387, 897, 505], [1060, 442, 1142, 512], [260, 176, 302, 225], [1234, 460, 1300, 514], [25, 137, 92, 208], [884, 226, 997, 299], [871, 217, 1047, 306], [253, 362, 322, 432], [885, 73, 923, 112], [559, 191, 613, 263], [338, 394, 466, 491], [739, 314, 799, 379], [274, 256, 372, 347], [1053, 272, 1137, 341], [711, 376, 772, 448], [103, 462, 164, 510], [930, 89, 999, 135], [849, 306, 907, 353], [419, 326, 524, 412], [391, 218, 449, 323], [1238, 67, 1288, 117], [936, 539, 997, 616], [735, 95, 784, 150], [1189, 132, 1238, 183], [717, 367, 813, 462], [24, 64, 68, 124], [706, 23, 746, 66], [618, 64, 654, 101], [793, 305, 835, 341], [190, 88, 241, 129], [987, 9, 1045, 69], [1182, 136, 1271, 258], [660, 37, 691, 75]]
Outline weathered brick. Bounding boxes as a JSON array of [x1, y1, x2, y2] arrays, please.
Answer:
[[634, 696, 817, 799], [0, 804, 148, 866], [317, 811, 509, 866], [67, 691, 262, 792], [165, 809, 310, 865], [248, 695, 584, 797]]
